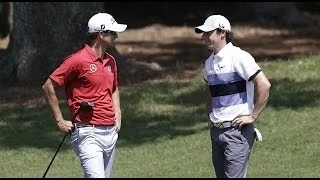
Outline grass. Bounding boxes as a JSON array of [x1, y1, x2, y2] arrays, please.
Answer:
[[0, 54, 319, 177]]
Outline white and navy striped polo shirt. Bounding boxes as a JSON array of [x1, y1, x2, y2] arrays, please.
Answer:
[[203, 43, 261, 123]]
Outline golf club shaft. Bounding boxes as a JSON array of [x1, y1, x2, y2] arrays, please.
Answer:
[[42, 110, 79, 178], [42, 134, 67, 178]]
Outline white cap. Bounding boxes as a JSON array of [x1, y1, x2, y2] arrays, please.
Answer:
[[195, 15, 231, 33], [88, 13, 127, 33]]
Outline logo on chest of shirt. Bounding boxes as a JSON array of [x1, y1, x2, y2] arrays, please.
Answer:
[[106, 65, 112, 72], [90, 64, 97, 72]]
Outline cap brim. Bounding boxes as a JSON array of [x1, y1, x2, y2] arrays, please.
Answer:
[[195, 25, 215, 33], [108, 23, 127, 32]]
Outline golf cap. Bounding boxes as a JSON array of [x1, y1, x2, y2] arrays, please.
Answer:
[[88, 13, 127, 33], [195, 15, 231, 33]]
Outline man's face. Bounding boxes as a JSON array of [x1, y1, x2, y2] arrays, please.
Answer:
[[100, 31, 118, 47], [201, 29, 221, 51]]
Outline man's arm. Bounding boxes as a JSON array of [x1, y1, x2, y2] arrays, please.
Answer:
[[112, 87, 122, 132], [42, 78, 73, 134], [205, 85, 212, 116], [232, 71, 271, 128], [251, 71, 271, 121], [205, 85, 214, 128]]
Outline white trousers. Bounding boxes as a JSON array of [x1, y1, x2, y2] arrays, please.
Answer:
[[71, 125, 118, 178]]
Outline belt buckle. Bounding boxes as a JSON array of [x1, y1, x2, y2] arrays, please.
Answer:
[[75, 123, 93, 128], [213, 122, 224, 129]]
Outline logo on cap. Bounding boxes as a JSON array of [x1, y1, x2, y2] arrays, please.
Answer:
[[111, 17, 115, 24], [101, 24, 105, 30], [219, 23, 225, 29]]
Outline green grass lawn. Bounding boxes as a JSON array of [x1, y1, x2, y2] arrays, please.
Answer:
[[0, 54, 319, 178]]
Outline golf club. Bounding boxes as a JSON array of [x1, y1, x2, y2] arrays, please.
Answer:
[[42, 101, 94, 178]]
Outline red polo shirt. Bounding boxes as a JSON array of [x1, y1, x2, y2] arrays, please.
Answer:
[[49, 44, 118, 125]]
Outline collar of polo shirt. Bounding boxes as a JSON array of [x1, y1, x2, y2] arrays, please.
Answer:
[[215, 42, 233, 58]]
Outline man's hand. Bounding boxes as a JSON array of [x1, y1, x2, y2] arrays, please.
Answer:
[[115, 121, 121, 132], [232, 115, 255, 129], [115, 112, 121, 133], [57, 120, 74, 134]]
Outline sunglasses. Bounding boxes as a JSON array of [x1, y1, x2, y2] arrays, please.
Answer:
[[102, 30, 117, 36]]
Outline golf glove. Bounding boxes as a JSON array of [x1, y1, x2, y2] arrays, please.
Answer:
[[254, 128, 263, 142]]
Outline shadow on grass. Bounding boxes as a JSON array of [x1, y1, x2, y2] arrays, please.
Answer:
[[0, 103, 71, 150], [268, 77, 320, 109], [0, 79, 208, 150], [117, 80, 207, 147], [0, 76, 319, 150]]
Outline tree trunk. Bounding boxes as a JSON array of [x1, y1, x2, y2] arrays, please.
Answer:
[[0, 2, 105, 85], [0, 2, 12, 50]]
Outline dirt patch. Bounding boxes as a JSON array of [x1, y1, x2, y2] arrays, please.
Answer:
[[114, 24, 320, 83], [0, 24, 319, 108], [118, 24, 320, 63]]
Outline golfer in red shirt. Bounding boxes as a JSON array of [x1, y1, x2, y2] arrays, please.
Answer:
[[42, 12, 127, 178]]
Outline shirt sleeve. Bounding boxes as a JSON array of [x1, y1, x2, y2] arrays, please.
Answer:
[[49, 56, 80, 87], [234, 51, 261, 81]]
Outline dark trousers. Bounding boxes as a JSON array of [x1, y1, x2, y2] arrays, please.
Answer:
[[210, 124, 256, 178]]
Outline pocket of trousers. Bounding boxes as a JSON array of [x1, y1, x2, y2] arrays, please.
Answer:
[[240, 126, 255, 146], [71, 129, 80, 156]]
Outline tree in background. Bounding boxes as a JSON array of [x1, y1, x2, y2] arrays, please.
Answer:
[[0, 2, 317, 85], [0, 2, 104, 85]]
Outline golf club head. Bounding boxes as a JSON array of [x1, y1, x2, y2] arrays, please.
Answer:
[[80, 101, 94, 110]]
